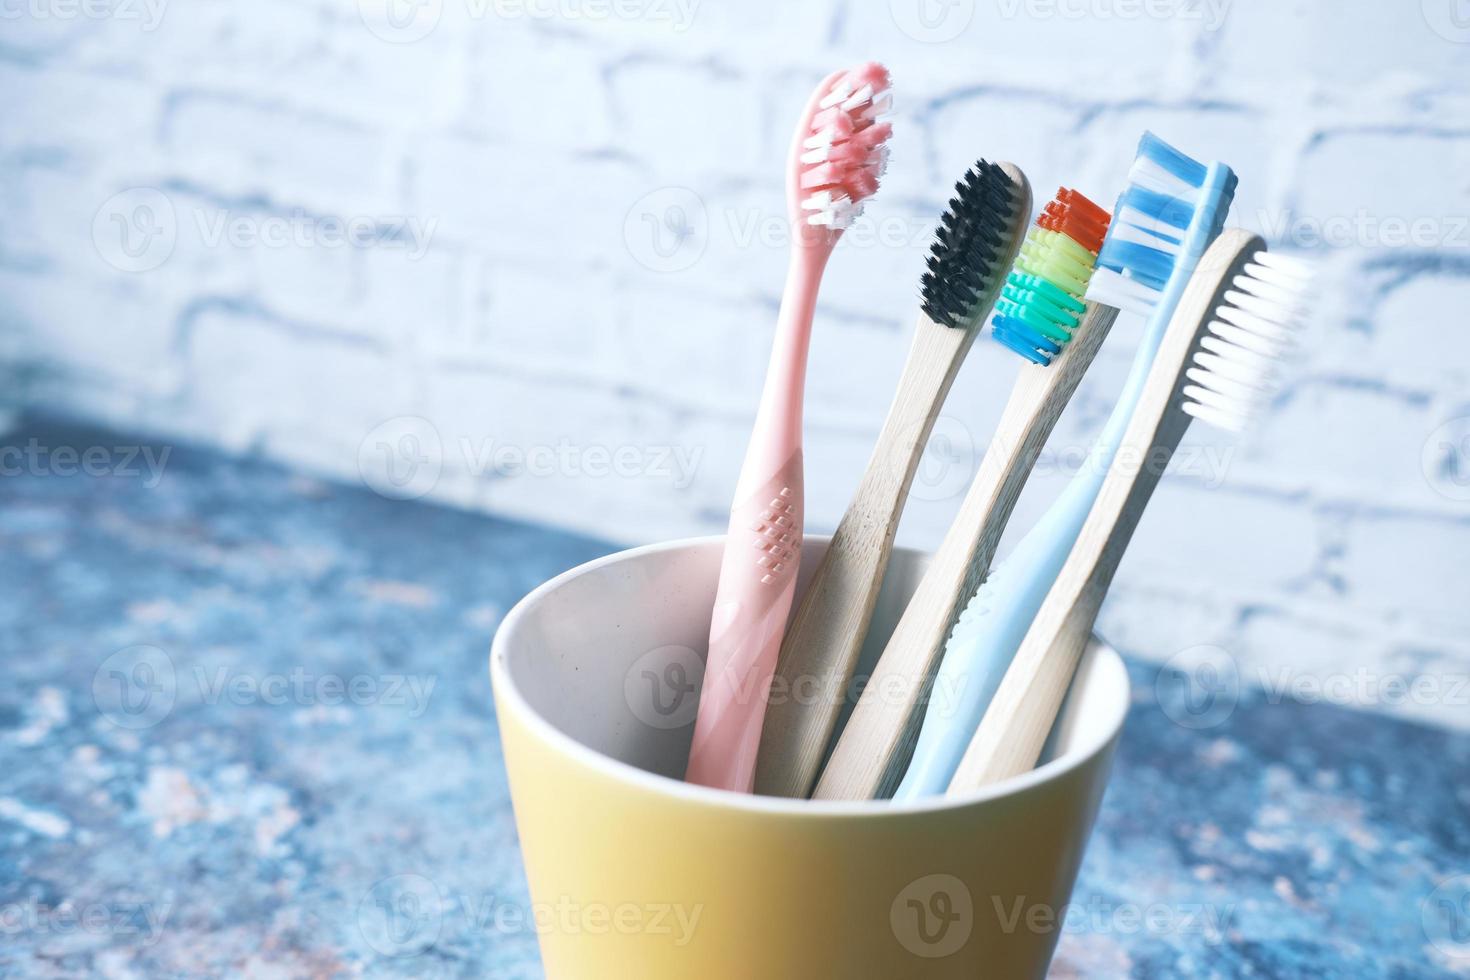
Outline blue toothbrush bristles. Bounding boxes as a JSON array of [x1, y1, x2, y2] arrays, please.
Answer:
[[1086, 131, 1239, 317], [1138, 130, 1208, 187], [992, 320, 1061, 364]]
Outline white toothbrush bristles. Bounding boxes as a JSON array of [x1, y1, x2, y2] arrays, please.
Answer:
[[1181, 251, 1313, 432]]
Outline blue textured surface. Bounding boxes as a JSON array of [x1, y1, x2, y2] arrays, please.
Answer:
[[0, 417, 1465, 978]]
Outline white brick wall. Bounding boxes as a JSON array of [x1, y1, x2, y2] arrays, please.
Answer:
[[4, 1, 1469, 727]]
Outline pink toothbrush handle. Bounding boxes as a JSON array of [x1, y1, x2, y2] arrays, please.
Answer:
[[686, 452, 805, 792], [683, 65, 856, 791]]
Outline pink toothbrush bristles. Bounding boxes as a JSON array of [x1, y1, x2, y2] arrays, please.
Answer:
[[799, 63, 893, 230]]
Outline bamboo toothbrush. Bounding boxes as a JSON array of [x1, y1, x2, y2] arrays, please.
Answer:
[[684, 64, 895, 793], [817, 133, 1237, 800], [948, 230, 1311, 792], [751, 160, 1033, 800], [813, 187, 1121, 801]]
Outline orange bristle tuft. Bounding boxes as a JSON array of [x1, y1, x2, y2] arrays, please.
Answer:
[[1037, 188, 1110, 253]]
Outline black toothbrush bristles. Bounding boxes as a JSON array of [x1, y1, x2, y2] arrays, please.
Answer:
[[919, 160, 1018, 328]]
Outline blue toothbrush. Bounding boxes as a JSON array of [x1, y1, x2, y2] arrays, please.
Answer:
[[892, 133, 1238, 800]]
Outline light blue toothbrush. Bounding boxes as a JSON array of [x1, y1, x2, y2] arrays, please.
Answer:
[[892, 133, 1238, 799]]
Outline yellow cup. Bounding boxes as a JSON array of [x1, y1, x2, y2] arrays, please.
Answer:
[[491, 535, 1128, 979]]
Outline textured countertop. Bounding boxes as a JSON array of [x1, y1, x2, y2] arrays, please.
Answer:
[[1, 416, 1465, 978]]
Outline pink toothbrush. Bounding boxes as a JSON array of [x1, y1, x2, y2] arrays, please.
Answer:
[[685, 63, 894, 793]]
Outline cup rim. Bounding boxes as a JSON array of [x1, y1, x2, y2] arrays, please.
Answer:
[[490, 534, 1130, 818]]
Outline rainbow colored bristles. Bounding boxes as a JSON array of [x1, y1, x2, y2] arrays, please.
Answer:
[[990, 188, 1111, 365]]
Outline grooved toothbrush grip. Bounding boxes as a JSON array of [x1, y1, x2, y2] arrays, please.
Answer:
[[685, 453, 804, 793], [891, 527, 1067, 799]]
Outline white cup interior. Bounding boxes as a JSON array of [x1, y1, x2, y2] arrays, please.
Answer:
[[494, 536, 1129, 808]]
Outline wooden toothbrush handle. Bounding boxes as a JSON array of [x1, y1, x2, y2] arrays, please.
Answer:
[[946, 229, 1262, 792], [753, 312, 979, 798], [812, 301, 1120, 801]]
